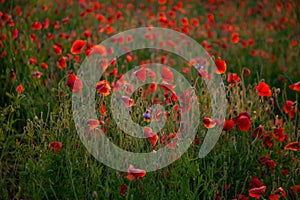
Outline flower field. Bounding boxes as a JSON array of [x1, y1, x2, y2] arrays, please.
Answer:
[[0, 0, 299, 199]]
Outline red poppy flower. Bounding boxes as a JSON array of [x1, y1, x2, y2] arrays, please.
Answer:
[[133, 67, 146, 82], [146, 68, 156, 80], [124, 83, 134, 95], [182, 67, 189, 74], [86, 119, 100, 131], [46, 32, 54, 40], [290, 185, 300, 198], [16, 84, 24, 94], [89, 44, 107, 56], [181, 17, 189, 26], [223, 119, 235, 131], [248, 186, 266, 199], [31, 21, 42, 30], [1, 33, 6, 41], [96, 13, 105, 22], [269, 187, 286, 200], [234, 112, 251, 131], [190, 18, 199, 27], [31, 71, 43, 79], [227, 73, 240, 86], [49, 141, 62, 152], [284, 142, 299, 151], [252, 125, 266, 138], [12, 28, 18, 39], [29, 57, 37, 64], [260, 157, 276, 168], [53, 43, 62, 55], [112, 77, 125, 92], [273, 128, 285, 142], [82, 29, 92, 38], [150, 109, 163, 122], [1, 52, 7, 58], [281, 169, 289, 176], [144, 127, 159, 147], [126, 165, 146, 180], [178, 90, 193, 113], [162, 66, 174, 83], [120, 184, 127, 195], [96, 80, 111, 96], [108, 68, 117, 77], [208, 13, 214, 23], [99, 104, 106, 115], [203, 117, 216, 128], [231, 32, 239, 44], [164, 91, 178, 103], [42, 18, 49, 29], [126, 55, 132, 62], [66, 74, 82, 94], [255, 82, 272, 97], [283, 100, 296, 118], [289, 82, 300, 93], [262, 132, 273, 147], [275, 117, 283, 127], [159, 0, 167, 4], [250, 176, 263, 188], [70, 40, 87, 55], [57, 56, 67, 69], [41, 62, 48, 70], [106, 26, 114, 35], [291, 40, 297, 47], [148, 82, 157, 93], [215, 57, 227, 74], [121, 96, 134, 107], [160, 82, 176, 92]]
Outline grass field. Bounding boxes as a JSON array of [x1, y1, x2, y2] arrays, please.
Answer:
[[0, 0, 300, 199]]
